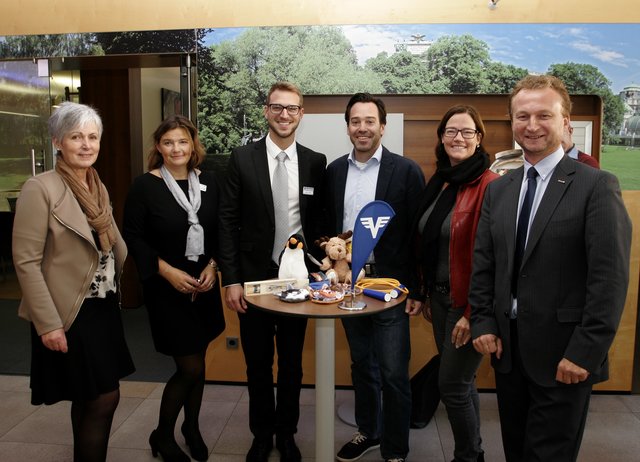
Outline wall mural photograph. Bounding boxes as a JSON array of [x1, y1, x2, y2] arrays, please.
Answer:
[[1, 23, 639, 188]]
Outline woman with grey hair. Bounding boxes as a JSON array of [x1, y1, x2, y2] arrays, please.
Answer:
[[12, 101, 134, 462]]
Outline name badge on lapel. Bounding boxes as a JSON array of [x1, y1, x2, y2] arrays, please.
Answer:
[[303, 186, 314, 196], [200, 184, 208, 192]]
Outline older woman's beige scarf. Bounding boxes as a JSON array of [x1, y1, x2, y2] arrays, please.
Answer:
[[55, 156, 116, 253]]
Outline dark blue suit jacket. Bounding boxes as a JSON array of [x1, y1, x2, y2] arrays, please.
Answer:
[[324, 146, 425, 295]]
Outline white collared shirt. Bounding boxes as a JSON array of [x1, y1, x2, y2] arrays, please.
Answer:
[[516, 146, 565, 246], [265, 134, 302, 237]]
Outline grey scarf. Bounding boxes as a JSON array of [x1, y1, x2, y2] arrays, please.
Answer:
[[160, 165, 204, 262]]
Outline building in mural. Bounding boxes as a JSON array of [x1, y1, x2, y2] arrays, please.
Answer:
[[619, 84, 640, 145], [394, 34, 432, 58]]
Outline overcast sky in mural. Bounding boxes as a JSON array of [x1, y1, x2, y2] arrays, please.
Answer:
[[204, 24, 640, 94]]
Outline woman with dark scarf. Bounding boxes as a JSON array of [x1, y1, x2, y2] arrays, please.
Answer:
[[123, 115, 225, 462], [13, 102, 135, 462], [414, 105, 498, 462]]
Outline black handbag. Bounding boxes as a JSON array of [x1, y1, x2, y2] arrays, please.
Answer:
[[410, 354, 441, 429]]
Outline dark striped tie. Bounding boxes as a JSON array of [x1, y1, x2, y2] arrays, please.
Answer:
[[512, 167, 538, 297]]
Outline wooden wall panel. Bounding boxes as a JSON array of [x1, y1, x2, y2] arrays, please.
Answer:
[[79, 68, 142, 308]]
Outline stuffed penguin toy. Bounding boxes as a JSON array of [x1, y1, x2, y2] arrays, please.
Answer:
[[278, 233, 309, 281]]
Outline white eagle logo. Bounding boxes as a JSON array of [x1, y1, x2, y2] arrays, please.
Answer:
[[359, 216, 391, 239]]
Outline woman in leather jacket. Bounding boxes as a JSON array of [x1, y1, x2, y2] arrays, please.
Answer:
[[413, 105, 498, 462]]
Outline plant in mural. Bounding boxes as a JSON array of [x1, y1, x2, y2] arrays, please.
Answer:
[[0, 34, 102, 58], [365, 50, 433, 93], [485, 62, 530, 94], [548, 63, 625, 144], [195, 30, 540, 154], [424, 34, 494, 93], [0, 30, 209, 59], [0, 25, 630, 154], [94, 29, 206, 54], [197, 26, 383, 154]]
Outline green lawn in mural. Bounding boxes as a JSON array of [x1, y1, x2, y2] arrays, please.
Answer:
[[601, 145, 640, 190]]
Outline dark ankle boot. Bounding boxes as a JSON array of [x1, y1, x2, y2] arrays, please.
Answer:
[[149, 429, 190, 462], [181, 422, 209, 461]]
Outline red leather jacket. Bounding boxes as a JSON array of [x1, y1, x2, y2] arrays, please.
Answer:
[[449, 169, 499, 318]]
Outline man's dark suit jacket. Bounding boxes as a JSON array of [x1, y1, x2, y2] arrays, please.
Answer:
[[218, 137, 326, 286], [324, 147, 425, 294], [469, 155, 632, 387]]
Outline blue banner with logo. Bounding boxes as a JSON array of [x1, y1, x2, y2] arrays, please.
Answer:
[[351, 201, 396, 288]]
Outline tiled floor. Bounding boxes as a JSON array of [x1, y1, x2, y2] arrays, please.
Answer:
[[0, 374, 639, 461]]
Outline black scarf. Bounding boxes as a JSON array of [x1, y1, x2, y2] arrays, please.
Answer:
[[417, 149, 490, 287]]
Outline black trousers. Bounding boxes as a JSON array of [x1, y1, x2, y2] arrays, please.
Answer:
[[495, 320, 592, 462], [239, 306, 308, 439]]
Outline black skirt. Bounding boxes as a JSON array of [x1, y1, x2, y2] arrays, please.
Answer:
[[30, 292, 135, 405], [143, 272, 225, 357]]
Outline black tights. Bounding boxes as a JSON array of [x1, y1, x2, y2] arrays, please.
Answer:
[[71, 389, 120, 462], [157, 351, 206, 439]]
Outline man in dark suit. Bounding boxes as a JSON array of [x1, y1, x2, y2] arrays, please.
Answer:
[[562, 124, 600, 169], [326, 93, 425, 462], [218, 81, 326, 462], [470, 75, 632, 462]]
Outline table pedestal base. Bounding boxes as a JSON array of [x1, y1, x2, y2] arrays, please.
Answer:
[[315, 318, 335, 461]]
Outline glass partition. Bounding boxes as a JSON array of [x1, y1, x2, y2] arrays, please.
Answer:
[[0, 59, 52, 298], [0, 59, 52, 209]]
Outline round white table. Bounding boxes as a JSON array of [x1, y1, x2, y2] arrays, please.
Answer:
[[247, 289, 407, 462]]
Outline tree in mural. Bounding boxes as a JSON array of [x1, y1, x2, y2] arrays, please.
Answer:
[[484, 62, 529, 94], [197, 26, 384, 154], [423, 34, 493, 93], [364, 36, 528, 95], [365, 50, 433, 93], [0, 34, 101, 58], [548, 62, 625, 143], [94, 29, 207, 54]]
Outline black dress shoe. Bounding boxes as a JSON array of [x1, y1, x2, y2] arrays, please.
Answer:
[[451, 451, 485, 462], [181, 422, 209, 461], [246, 436, 273, 462], [276, 434, 301, 462]]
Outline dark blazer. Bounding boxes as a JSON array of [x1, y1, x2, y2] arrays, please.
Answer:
[[325, 146, 425, 294], [469, 155, 632, 387], [218, 137, 326, 286]]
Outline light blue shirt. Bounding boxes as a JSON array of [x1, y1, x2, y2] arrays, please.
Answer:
[[511, 146, 564, 317], [565, 143, 579, 160], [342, 145, 383, 234]]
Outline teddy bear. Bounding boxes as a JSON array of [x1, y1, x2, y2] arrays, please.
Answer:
[[314, 231, 364, 285]]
